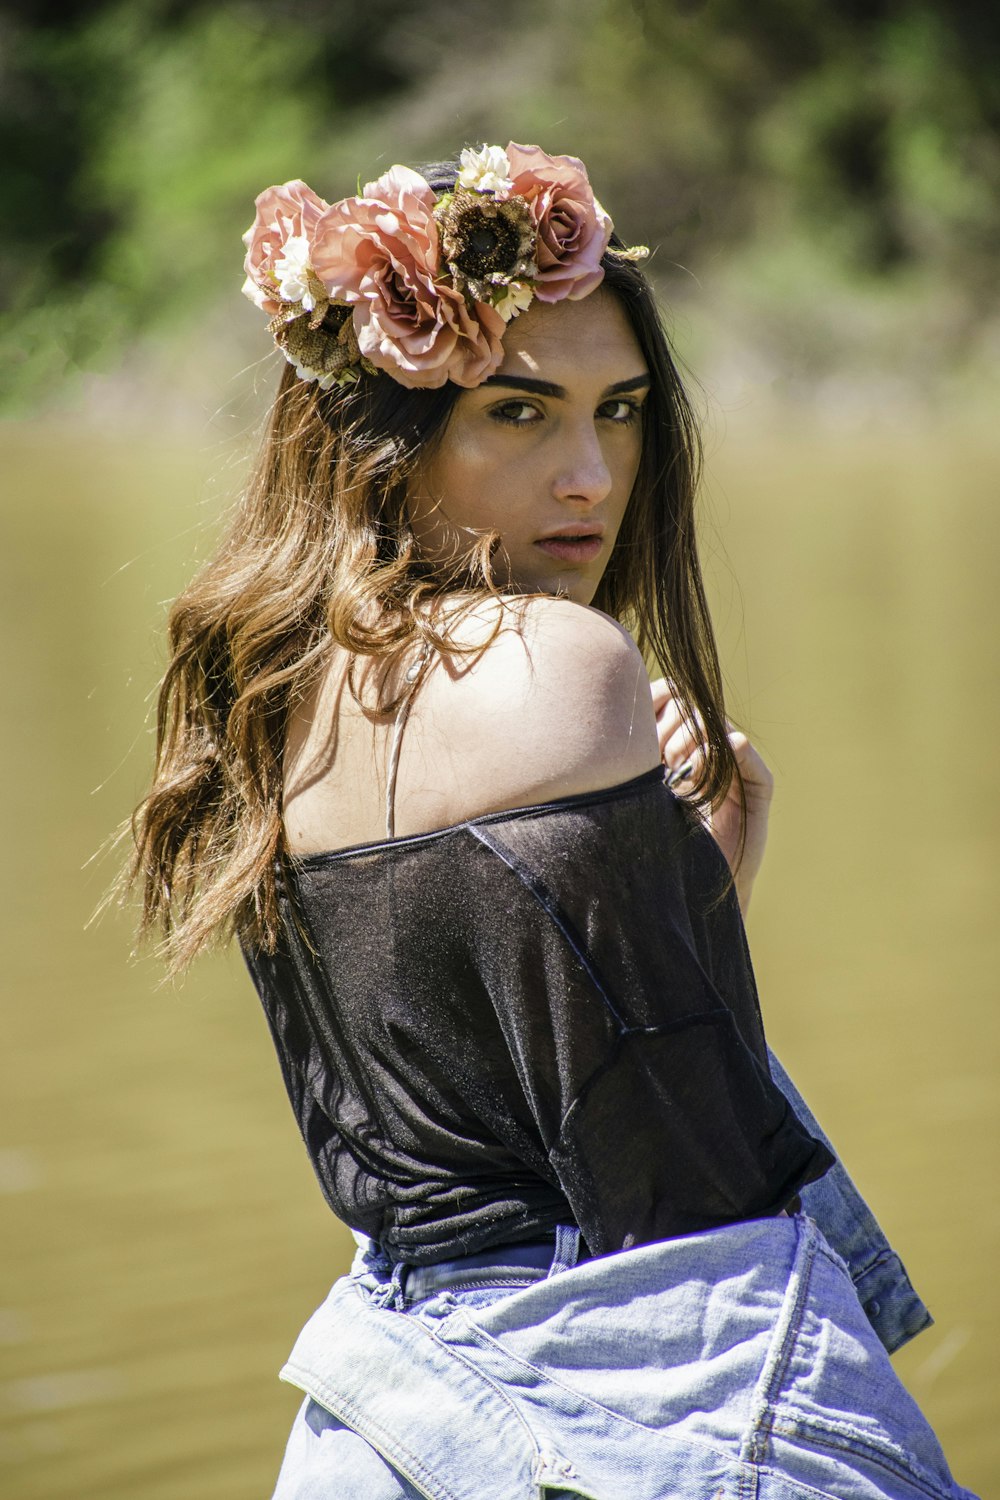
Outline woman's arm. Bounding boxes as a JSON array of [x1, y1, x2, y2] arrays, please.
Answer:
[[650, 679, 774, 916]]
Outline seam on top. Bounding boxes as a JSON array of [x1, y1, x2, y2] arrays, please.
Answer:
[[553, 1010, 740, 1143], [291, 763, 667, 868], [467, 822, 753, 1144], [467, 822, 629, 1032]]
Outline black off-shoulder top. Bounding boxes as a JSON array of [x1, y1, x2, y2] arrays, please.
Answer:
[[241, 766, 834, 1265]]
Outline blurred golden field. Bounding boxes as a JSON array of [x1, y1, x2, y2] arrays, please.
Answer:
[[5, 1, 1000, 1493], [1, 398, 996, 1498]]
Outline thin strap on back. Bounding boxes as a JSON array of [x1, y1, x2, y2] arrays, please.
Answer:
[[385, 641, 433, 839]]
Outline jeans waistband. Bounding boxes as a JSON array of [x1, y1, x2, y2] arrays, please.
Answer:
[[391, 1225, 590, 1308]]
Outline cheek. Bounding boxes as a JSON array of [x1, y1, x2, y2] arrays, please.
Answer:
[[420, 432, 521, 535], [607, 430, 641, 507], [421, 428, 484, 515], [408, 443, 506, 560], [625, 422, 644, 477]]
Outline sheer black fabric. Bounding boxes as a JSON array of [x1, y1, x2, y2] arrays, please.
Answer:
[[241, 766, 833, 1265]]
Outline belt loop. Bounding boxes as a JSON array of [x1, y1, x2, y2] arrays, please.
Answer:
[[351, 1231, 393, 1281], [368, 1257, 408, 1311], [546, 1223, 582, 1278], [350, 1230, 383, 1277]]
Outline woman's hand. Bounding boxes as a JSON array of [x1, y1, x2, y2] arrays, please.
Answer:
[[650, 679, 774, 917]]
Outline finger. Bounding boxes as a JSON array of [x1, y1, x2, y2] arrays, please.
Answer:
[[650, 679, 700, 728], [656, 698, 705, 754], [665, 741, 706, 791], [662, 718, 705, 768], [665, 758, 697, 791], [726, 730, 774, 795], [655, 703, 688, 758], [654, 700, 686, 756]]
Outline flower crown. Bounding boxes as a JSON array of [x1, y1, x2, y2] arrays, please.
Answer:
[[242, 142, 648, 392]]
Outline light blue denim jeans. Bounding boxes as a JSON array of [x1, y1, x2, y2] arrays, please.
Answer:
[[271, 1213, 975, 1500]]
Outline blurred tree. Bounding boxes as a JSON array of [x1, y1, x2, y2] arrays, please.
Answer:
[[1, 0, 998, 408], [589, 0, 1000, 280], [0, 0, 418, 404]]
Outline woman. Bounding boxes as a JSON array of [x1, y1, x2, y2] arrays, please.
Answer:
[[128, 144, 973, 1498]]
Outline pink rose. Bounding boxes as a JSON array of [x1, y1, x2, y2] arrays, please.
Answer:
[[242, 180, 330, 316], [311, 166, 504, 389], [504, 143, 612, 303]]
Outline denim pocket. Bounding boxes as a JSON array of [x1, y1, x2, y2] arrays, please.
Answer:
[[763, 1238, 964, 1500], [407, 1276, 545, 1317]]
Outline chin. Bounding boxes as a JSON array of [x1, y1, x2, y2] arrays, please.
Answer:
[[547, 577, 598, 606], [505, 561, 600, 605]]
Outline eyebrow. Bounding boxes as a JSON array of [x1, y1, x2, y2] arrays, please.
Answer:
[[480, 373, 651, 398]]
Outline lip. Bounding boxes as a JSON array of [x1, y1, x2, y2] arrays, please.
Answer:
[[534, 522, 606, 565]]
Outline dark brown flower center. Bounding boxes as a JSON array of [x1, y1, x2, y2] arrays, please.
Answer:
[[454, 210, 521, 276], [437, 189, 536, 291]]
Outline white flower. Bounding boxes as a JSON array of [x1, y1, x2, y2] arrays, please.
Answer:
[[241, 273, 270, 311], [280, 348, 336, 389], [274, 232, 317, 311], [458, 144, 514, 196], [492, 280, 535, 322]]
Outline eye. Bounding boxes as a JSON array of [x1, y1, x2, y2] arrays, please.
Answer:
[[598, 397, 642, 425], [488, 399, 543, 427]]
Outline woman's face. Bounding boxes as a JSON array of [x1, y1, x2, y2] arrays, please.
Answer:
[[407, 289, 649, 605]]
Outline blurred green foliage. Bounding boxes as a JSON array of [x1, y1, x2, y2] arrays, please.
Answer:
[[2, 0, 999, 409]]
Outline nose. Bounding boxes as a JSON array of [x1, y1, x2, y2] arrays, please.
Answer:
[[551, 420, 613, 508]]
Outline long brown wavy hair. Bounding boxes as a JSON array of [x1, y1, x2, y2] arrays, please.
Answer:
[[125, 174, 738, 973]]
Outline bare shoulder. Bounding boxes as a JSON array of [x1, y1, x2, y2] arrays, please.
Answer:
[[466, 593, 651, 724], [401, 595, 661, 828], [434, 590, 644, 674]]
